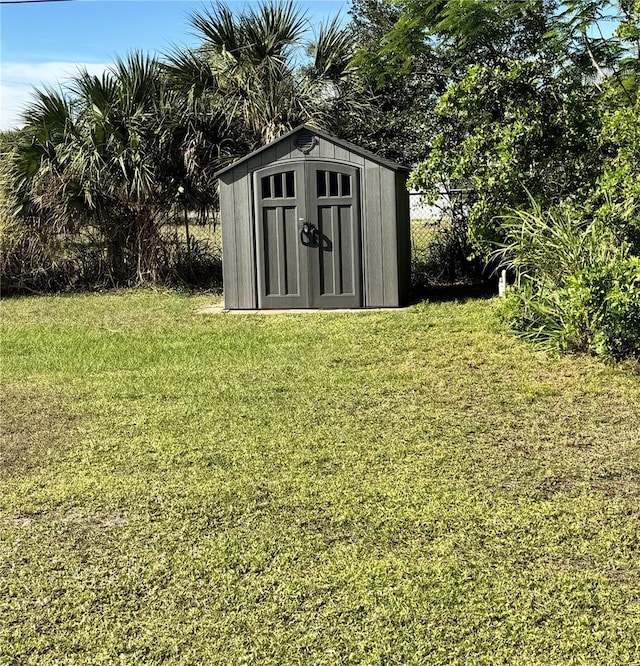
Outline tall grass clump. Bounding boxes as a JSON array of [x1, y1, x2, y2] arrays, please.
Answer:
[[494, 201, 640, 361]]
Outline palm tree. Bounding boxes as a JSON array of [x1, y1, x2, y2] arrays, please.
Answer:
[[164, 0, 359, 148], [7, 53, 234, 284]]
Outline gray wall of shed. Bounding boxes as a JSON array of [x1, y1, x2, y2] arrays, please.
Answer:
[[219, 166, 256, 310], [219, 132, 410, 309]]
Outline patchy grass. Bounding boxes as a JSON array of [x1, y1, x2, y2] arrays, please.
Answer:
[[0, 384, 79, 475], [1, 291, 639, 665]]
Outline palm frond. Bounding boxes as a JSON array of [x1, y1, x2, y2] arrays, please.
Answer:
[[244, 0, 308, 62], [163, 47, 219, 97], [21, 87, 74, 137], [191, 3, 244, 59], [310, 17, 354, 81]]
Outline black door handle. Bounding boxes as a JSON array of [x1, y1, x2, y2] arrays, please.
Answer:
[[300, 222, 318, 246]]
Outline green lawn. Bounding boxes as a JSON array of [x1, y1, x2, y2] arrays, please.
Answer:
[[1, 291, 639, 665]]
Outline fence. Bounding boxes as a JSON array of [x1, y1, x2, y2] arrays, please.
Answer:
[[409, 191, 485, 287], [409, 191, 440, 259]]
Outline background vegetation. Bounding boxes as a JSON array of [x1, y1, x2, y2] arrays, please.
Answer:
[[350, 0, 639, 359], [1, 1, 358, 291]]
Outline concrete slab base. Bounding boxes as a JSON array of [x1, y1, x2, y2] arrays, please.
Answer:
[[197, 303, 405, 315]]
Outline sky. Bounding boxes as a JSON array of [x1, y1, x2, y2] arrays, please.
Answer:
[[0, 0, 350, 131]]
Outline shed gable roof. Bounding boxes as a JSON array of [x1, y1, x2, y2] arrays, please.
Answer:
[[215, 124, 410, 177]]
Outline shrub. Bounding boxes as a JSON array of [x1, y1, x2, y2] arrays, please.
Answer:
[[567, 257, 640, 360], [411, 215, 485, 292], [0, 211, 223, 295], [495, 202, 639, 361], [0, 215, 71, 294]]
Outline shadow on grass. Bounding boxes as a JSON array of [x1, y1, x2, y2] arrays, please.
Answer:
[[409, 281, 497, 304]]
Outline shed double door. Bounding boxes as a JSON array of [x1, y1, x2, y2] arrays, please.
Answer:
[[255, 161, 361, 309]]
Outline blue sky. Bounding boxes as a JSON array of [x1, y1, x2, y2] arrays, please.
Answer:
[[0, 0, 350, 130]]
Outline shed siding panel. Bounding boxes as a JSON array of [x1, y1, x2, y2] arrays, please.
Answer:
[[233, 167, 257, 308], [364, 162, 384, 306], [380, 167, 399, 306], [318, 140, 335, 159], [275, 139, 293, 161], [334, 145, 350, 163], [348, 151, 365, 166], [219, 176, 239, 309]]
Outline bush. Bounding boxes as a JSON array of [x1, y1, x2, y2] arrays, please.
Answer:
[[495, 203, 640, 361], [411, 216, 486, 293], [501, 257, 640, 360], [161, 228, 223, 289], [567, 257, 640, 360], [0, 209, 83, 294]]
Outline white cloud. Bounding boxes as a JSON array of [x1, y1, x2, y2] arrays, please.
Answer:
[[1, 62, 111, 131]]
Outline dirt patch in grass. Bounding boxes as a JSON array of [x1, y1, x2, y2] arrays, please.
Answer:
[[0, 383, 79, 476]]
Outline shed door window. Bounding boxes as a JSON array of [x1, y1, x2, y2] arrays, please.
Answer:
[[261, 171, 295, 199], [316, 170, 351, 198]]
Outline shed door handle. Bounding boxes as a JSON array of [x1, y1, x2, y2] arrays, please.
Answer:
[[300, 221, 316, 245]]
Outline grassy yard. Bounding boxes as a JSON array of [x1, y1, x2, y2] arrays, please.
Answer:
[[1, 291, 639, 665]]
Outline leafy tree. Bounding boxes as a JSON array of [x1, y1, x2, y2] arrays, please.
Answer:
[[354, 0, 638, 255], [410, 56, 603, 253], [342, 0, 439, 164], [404, 0, 608, 251], [588, 0, 640, 251], [593, 85, 640, 251]]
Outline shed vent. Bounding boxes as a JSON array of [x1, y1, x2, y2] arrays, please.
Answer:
[[295, 131, 317, 154]]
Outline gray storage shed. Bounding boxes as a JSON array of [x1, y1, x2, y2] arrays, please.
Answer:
[[216, 125, 410, 309]]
